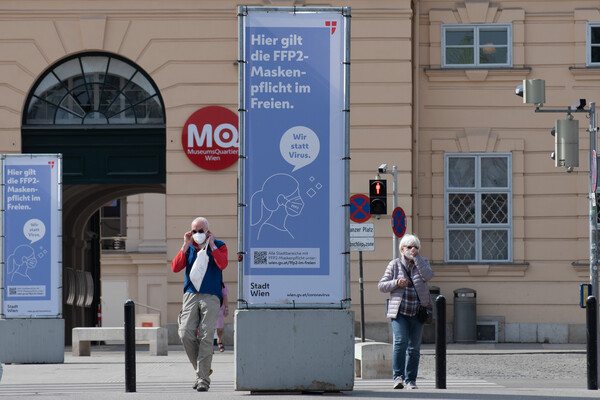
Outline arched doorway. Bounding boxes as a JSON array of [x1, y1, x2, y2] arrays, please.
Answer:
[[21, 52, 166, 341]]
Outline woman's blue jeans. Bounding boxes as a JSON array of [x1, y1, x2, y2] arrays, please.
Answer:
[[391, 313, 424, 382]]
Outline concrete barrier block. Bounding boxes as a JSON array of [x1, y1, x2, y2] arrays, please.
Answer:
[[0, 319, 64, 363], [235, 309, 354, 391], [354, 342, 392, 379], [149, 327, 168, 355]]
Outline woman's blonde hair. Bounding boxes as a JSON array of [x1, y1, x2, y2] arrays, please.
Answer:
[[399, 233, 420, 251]]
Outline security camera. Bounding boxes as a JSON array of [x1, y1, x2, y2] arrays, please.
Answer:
[[572, 99, 586, 111], [378, 164, 388, 173], [515, 84, 523, 98]]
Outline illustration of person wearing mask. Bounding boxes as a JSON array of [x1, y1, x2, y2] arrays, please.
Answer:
[[7, 244, 37, 282], [250, 173, 304, 240]]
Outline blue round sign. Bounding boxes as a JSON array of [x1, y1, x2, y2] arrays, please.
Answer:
[[350, 194, 370, 223], [391, 207, 407, 238]]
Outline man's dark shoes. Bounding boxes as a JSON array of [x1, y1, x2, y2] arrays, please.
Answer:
[[196, 383, 209, 391]]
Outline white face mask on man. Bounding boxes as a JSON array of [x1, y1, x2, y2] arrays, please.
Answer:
[[193, 232, 207, 245]]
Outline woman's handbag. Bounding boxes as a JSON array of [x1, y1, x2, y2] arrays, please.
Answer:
[[416, 305, 432, 324], [190, 242, 209, 291], [402, 263, 432, 324]]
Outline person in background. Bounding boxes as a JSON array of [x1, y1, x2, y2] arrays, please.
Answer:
[[378, 233, 434, 390], [215, 281, 229, 352], [171, 217, 228, 392]]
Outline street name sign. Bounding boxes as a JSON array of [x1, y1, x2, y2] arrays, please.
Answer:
[[350, 223, 374, 252]]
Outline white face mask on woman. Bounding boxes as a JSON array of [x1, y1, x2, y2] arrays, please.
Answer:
[[193, 232, 207, 245]]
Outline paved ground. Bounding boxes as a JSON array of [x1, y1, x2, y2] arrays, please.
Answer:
[[0, 343, 599, 400]]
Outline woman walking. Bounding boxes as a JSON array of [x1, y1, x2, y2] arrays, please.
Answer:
[[378, 234, 434, 390]]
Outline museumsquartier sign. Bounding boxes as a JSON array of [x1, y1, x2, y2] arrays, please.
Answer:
[[182, 106, 239, 171]]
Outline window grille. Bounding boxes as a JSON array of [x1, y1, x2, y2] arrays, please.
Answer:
[[445, 153, 512, 262]]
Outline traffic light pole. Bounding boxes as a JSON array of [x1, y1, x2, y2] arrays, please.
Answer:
[[588, 102, 599, 383], [519, 81, 600, 383], [378, 165, 398, 259], [536, 101, 599, 383], [392, 165, 398, 259], [535, 104, 598, 299]]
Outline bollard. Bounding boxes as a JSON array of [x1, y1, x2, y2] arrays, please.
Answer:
[[435, 295, 446, 389], [124, 299, 136, 392], [359, 251, 365, 342], [587, 296, 598, 390]]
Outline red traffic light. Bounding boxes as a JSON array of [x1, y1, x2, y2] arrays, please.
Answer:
[[369, 179, 387, 215]]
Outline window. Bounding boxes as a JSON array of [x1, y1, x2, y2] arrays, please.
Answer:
[[101, 198, 127, 250], [445, 154, 512, 262], [25, 53, 164, 125], [442, 24, 512, 68], [588, 23, 600, 66]]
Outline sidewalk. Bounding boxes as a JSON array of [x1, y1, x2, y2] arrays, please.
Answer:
[[422, 342, 587, 354], [0, 343, 597, 400]]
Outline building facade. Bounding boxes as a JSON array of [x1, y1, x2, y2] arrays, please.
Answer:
[[0, 0, 596, 344]]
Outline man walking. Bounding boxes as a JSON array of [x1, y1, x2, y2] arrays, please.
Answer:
[[171, 217, 228, 391]]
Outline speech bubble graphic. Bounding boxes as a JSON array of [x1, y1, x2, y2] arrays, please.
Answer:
[[280, 126, 320, 172], [24, 219, 46, 244]]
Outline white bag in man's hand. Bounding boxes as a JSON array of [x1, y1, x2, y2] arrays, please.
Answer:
[[190, 242, 209, 291]]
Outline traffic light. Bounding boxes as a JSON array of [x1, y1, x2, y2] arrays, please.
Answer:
[[555, 116, 579, 169], [515, 79, 545, 106], [369, 179, 387, 215]]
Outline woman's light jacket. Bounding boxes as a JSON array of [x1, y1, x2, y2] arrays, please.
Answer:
[[378, 254, 435, 319]]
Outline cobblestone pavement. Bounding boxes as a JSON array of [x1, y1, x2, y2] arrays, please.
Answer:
[[418, 346, 587, 388]]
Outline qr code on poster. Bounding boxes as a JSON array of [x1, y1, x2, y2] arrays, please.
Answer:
[[254, 251, 267, 265], [8, 288, 16, 295]]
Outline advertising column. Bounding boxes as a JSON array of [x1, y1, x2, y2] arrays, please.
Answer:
[[240, 8, 349, 308], [236, 8, 353, 391], [1, 154, 62, 318]]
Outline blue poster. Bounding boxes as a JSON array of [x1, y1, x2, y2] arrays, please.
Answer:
[[4, 165, 51, 297], [241, 10, 348, 305], [246, 26, 330, 275], [1, 155, 61, 318]]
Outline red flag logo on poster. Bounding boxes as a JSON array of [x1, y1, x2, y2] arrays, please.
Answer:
[[182, 106, 239, 170]]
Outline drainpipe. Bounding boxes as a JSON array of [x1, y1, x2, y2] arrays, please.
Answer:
[[411, 0, 421, 233]]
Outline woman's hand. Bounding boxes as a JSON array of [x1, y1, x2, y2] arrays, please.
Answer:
[[404, 246, 419, 259], [397, 278, 408, 287]]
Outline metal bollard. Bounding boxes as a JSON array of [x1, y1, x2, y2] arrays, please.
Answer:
[[124, 299, 136, 392], [435, 295, 446, 389], [587, 296, 598, 390]]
